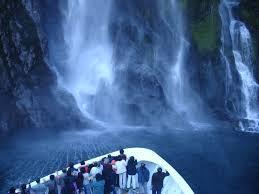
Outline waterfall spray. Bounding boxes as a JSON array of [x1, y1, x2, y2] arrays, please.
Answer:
[[62, 0, 114, 121], [167, 1, 206, 125]]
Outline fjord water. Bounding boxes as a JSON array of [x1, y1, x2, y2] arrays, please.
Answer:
[[1, 127, 259, 194]]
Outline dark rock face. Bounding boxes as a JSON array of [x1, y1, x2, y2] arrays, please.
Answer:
[[182, 0, 253, 121], [109, 0, 185, 125], [0, 0, 90, 134], [239, 0, 259, 83], [179, 0, 230, 120], [22, 0, 66, 72]]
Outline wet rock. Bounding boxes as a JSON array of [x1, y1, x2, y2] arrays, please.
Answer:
[[0, 0, 92, 134]]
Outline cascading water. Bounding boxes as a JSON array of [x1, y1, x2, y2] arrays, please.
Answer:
[[62, 0, 115, 122], [168, 1, 187, 114], [162, 0, 207, 126], [220, 0, 259, 132], [58, 0, 206, 127]]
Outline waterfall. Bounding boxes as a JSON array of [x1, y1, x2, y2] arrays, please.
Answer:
[[220, 0, 259, 132], [57, 0, 206, 127], [154, 0, 189, 116], [169, 1, 187, 113], [61, 0, 114, 121], [165, 0, 206, 126]]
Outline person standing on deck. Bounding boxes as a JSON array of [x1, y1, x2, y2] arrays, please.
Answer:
[[114, 155, 127, 189], [90, 162, 103, 178], [9, 187, 16, 194], [45, 175, 58, 194], [76, 172, 84, 194], [57, 169, 67, 194], [118, 149, 127, 161], [63, 169, 76, 194], [31, 178, 48, 194], [102, 158, 114, 194], [151, 168, 169, 194], [80, 167, 92, 194], [68, 162, 78, 176], [20, 184, 30, 194], [137, 163, 150, 194], [80, 161, 89, 174], [126, 156, 138, 190]]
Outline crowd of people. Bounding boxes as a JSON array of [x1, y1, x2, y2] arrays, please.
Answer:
[[9, 149, 170, 194]]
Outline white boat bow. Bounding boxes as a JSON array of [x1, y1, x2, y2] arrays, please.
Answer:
[[24, 147, 194, 194]]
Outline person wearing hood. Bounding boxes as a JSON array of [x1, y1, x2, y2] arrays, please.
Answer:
[[137, 163, 150, 194]]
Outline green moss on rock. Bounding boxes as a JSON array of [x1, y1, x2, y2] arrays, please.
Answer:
[[184, 0, 221, 55], [191, 13, 218, 53], [179, 0, 188, 10]]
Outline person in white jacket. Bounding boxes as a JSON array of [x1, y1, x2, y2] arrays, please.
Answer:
[[114, 155, 127, 189], [90, 162, 103, 178]]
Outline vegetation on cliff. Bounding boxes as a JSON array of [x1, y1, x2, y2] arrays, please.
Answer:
[[183, 0, 221, 55]]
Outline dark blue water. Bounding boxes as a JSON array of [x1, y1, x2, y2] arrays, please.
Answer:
[[1, 126, 259, 194]]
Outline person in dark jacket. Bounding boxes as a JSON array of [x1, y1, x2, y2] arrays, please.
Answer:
[[9, 187, 16, 194], [151, 168, 169, 194], [137, 163, 150, 194], [31, 178, 47, 194], [63, 169, 76, 194], [58, 168, 67, 194], [117, 149, 127, 161], [102, 158, 113, 194], [107, 154, 114, 163], [45, 175, 58, 194], [110, 167, 117, 194], [20, 184, 30, 194], [76, 172, 84, 193], [101, 158, 116, 194], [126, 156, 138, 189], [68, 162, 78, 176]]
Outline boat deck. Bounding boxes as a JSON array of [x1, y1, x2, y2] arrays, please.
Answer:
[[18, 148, 194, 194]]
